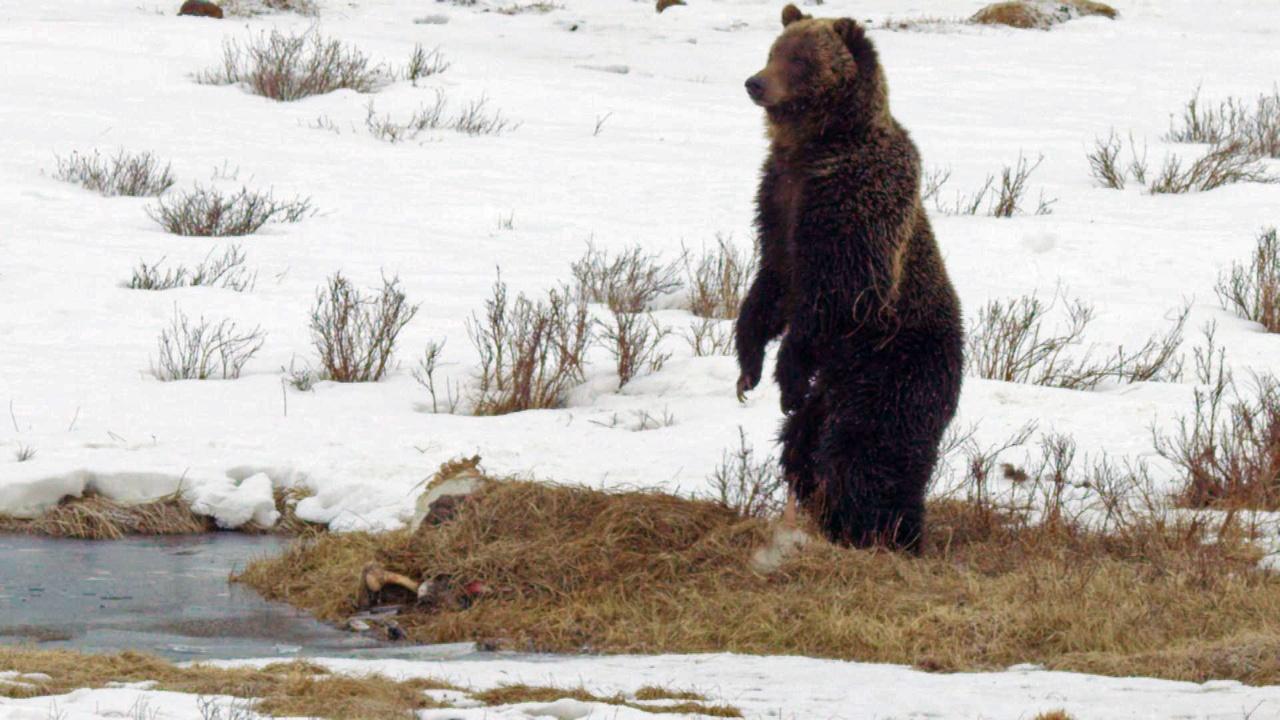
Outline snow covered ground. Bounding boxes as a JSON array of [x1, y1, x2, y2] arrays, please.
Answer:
[[3, 0, 1280, 716], [2, 651, 1280, 719], [2, 0, 1277, 530]]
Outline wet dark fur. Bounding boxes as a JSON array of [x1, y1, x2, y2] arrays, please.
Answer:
[[735, 8, 964, 552]]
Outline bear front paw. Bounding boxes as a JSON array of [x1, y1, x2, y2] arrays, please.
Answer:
[[736, 370, 760, 403]]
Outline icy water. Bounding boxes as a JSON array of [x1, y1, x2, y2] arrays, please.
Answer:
[[0, 534, 482, 661]]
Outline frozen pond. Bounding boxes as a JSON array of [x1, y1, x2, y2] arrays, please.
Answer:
[[0, 534, 482, 661]]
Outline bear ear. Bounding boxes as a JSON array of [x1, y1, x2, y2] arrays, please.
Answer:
[[831, 18, 877, 68], [781, 4, 808, 26]]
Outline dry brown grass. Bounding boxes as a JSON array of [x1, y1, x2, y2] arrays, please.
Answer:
[[971, 0, 1116, 29], [0, 491, 212, 539], [0, 486, 318, 539], [972, 2, 1047, 28], [0, 647, 738, 718], [471, 684, 739, 716], [0, 649, 451, 718], [237, 472, 1280, 685]]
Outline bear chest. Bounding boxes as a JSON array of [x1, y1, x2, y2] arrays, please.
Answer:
[[774, 172, 805, 254]]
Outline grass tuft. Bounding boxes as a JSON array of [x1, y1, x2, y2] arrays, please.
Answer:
[[148, 186, 312, 236], [196, 29, 390, 101], [365, 92, 518, 142], [403, 44, 450, 84], [126, 245, 256, 292], [53, 150, 174, 197]]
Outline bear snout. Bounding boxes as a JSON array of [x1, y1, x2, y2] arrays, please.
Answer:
[[745, 75, 767, 103]]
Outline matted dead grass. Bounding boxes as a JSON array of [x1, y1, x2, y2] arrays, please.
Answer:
[[0, 492, 212, 539], [972, 0, 1116, 29], [0, 487, 320, 539], [0, 647, 738, 718], [236, 477, 1280, 686]]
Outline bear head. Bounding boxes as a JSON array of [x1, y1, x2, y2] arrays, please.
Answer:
[[746, 4, 886, 133]]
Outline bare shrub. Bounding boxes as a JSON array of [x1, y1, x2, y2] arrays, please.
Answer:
[[282, 357, 318, 392], [683, 317, 735, 357], [570, 241, 683, 313], [1087, 131, 1125, 189], [310, 274, 420, 383], [220, 0, 319, 16], [1148, 140, 1275, 194], [991, 153, 1047, 217], [593, 112, 612, 137], [151, 309, 264, 381], [53, 150, 174, 197], [1084, 131, 1273, 194], [451, 96, 518, 136], [1166, 87, 1280, 158], [930, 155, 1054, 217], [196, 29, 391, 101], [1127, 135, 1150, 184], [1216, 227, 1280, 333], [1158, 368, 1280, 510], [411, 340, 462, 414], [706, 427, 784, 519], [599, 310, 671, 388], [967, 294, 1186, 389], [126, 245, 256, 292], [364, 92, 516, 142], [874, 16, 964, 32], [921, 166, 952, 204], [147, 186, 312, 236], [15, 445, 36, 463], [403, 44, 449, 84], [684, 235, 756, 319], [467, 274, 591, 415], [1191, 322, 1227, 386], [496, 1, 562, 14], [364, 96, 444, 143], [590, 408, 676, 431]]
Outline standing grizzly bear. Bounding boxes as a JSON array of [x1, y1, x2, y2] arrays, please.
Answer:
[[735, 5, 964, 552]]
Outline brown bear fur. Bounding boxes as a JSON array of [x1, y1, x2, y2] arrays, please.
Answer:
[[735, 5, 964, 552], [178, 0, 224, 18]]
